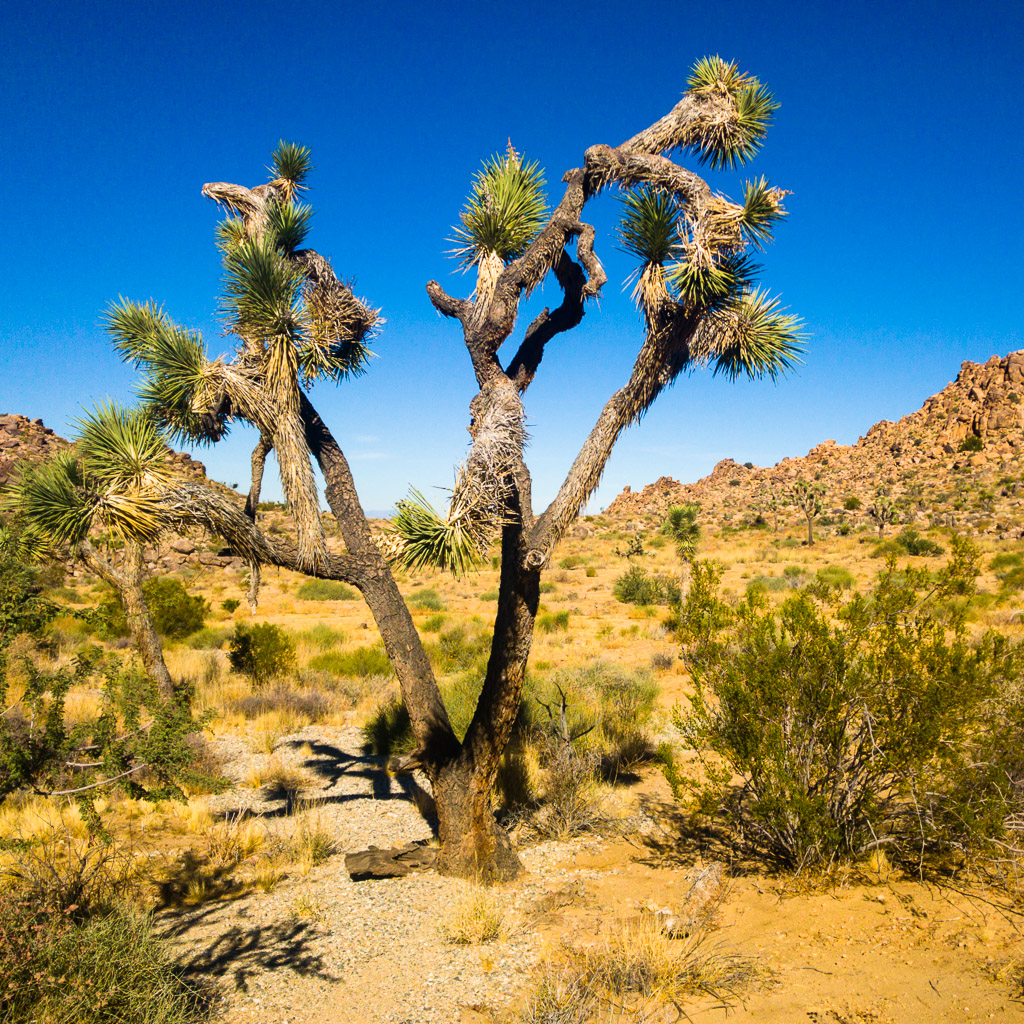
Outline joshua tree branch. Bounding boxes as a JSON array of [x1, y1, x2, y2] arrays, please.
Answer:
[[297, 392, 460, 768]]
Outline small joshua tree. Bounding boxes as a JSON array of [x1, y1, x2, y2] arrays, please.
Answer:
[[97, 56, 801, 880], [790, 479, 825, 546], [10, 404, 183, 695], [867, 493, 898, 538], [663, 503, 701, 597]]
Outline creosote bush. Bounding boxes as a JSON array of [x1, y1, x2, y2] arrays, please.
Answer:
[[227, 622, 296, 690], [613, 565, 679, 606], [98, 578, 209, 640], [674, 542, 1024, 870]]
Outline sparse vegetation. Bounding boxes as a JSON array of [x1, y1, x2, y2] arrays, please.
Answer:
[[296, 579, 358, 601]]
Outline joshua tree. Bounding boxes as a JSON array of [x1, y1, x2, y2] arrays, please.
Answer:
[[663, 503, 701, 597], [103, 56, 801, 880], [791, 479, 825, 546], [10, 404, 187, 696], [867, 493, 897, 538]]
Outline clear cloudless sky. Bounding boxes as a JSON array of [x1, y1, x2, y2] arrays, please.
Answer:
[[2, 0, 1022, 513]]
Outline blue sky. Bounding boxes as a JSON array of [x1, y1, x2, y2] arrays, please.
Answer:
[[2, 0, 1022, 513]]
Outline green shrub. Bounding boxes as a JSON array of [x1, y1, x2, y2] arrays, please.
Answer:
[[478, 589, 499, 601], [421, 613, 446, 632], [221, 598, 240, 613], [96, 579, 208, 640], [674, 546, 1024, 870], [300, 623, 344, 651], [227, 622, 296, 689], [310, 643, 392, 678], [427, 627, 489, 675], [895, 528, 944, 557], [815, 565, 855, 590], [558, 555, 586, 569], [989, 551, 1023, 572], [612, 565, 679, 606], [296, 579, 357, 601], [843, 496, 862, 510], [186, 626, 232, 650], [585, 567, 597, 578], [0, 897, 207, 1024], [959, 434, 984, 452], [408, 588, 445, 611], [537, 610, 570, 633]]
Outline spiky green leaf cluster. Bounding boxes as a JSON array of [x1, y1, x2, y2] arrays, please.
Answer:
[[450, 147, 548, 268], [390, 489, 481, 577], [711, 289, 803, 381], [266, 200, 313, 255], [618, 188, 682, 265], [73, 401, 172, 491], [222, 235, 305, 341], [663, 503, 702, 563], [11, 405, 173, 549], [670, 253, 760, 310], [104, 300, 216, 442], [685, 55, 779, 170], [739, 177, 787, 248], [270, 140, 313, 191]]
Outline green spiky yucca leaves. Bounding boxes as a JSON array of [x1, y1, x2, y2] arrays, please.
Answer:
[[105, 300, 223, 443], [685, 55, 779, 170], [709, 289, 802, 381], [388, 489, 484, 577], [450, 145, 548, 273], [12, 404, 172, 548], [663, 503, 701, 563], [269, 140, 313, 200]]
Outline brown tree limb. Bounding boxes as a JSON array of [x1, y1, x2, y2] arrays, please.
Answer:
[[297, 393, 460, 769]]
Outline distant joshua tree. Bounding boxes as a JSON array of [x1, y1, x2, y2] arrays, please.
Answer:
[[791, 479, 825, 546], [867, 493, 898, 538], [82, 57, 801, 881], [663, 503, 701, 596]]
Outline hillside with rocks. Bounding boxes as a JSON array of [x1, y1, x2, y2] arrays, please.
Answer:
[[607, 351, 1024, 539]]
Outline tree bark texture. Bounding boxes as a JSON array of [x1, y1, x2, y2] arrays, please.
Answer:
[[80, 539, 174, 698]]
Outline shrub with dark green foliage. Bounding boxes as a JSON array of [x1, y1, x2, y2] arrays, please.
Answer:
[[613, 565, 679, 606], [894, 528, 944, 557], [0, 524, 57, 679], [843, 495, 862, 510], [0, 896, 208, 1024], [1, 650, 220, 809], [959, 434, 984, 452], [296, 579, 357, 601], [674, 544, 1024, 870], [221, 598, 241, 613], [427, 627, 489, 675], [227, 622, 295, 689], [96, 578, 208, 640]]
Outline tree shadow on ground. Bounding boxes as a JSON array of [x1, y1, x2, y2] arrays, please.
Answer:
[[209, 739, 439, 832], [164, 910, 336, 993]]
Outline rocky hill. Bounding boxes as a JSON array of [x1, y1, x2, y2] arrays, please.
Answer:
[[606, 351, 1024, 539]]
